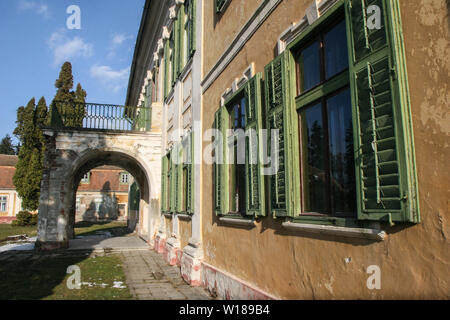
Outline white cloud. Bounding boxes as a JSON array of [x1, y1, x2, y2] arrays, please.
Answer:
[[47, 31, 93, 66], [112, 34, 132, 47], [107, 33, 133, 60], [90, 65, 130, 93], [18, 0, 51, 19]]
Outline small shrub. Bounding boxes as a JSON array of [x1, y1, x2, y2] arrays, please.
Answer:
[[12, 211, 33, 226], [30, 214, 38, 226]]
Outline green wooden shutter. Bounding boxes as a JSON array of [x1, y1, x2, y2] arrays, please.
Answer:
[[188, 0, 196, 57], [264, 50, 300, 217], [161, 155, 168, 212], [244, 73, 265, 216], [176, 7, 184, 77], [346, 0, 419, 223], [216, 0, 226, 13], [171, 25, 177, 87], [213, 107, 228, 215], [175, 144, 182, 213], [186, 132, 194, 214], [169, 150, 176, 213]]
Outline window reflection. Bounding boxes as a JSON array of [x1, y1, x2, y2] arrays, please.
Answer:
[[300, 103, 327, 214], [229, 97, 247, 213], [297, 40, 321, 93], [299, 89, 355, 216], [324, 20, 349, 79], [327, 89, 356, 216]]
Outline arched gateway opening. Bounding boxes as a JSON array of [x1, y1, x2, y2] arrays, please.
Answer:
[[68, 150, 150, 239], [36, 129, 161, 250]]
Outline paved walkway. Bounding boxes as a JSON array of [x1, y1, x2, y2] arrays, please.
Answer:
[[1, 234, 213, 300], [68, 234, 149, 251], [120, 250, 212, 300]]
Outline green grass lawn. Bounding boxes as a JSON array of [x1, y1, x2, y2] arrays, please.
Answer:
[[0, 224, 37, 241], [74, 221, 129, 237], [0, 254, 133, 300], [0, 220, 129, 244]]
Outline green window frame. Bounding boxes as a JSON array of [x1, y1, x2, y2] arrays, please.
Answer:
[[164, 39, 171, 100], [184, 0, 196, 60], [161, 146, 183, 215], [215, 0, 229, 14], [294, 16, 354, 218], [170, 26, 176, 89], [164, 3, 195, 101], [213, 74, 266, 219], [181, 132, 194, 214], [161, 155, 169, 213], [161, 152, 173, 214], [264, 0, 419, 226]]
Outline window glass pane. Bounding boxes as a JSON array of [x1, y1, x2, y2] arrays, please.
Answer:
[[240, 97, 246, 128], [326, 89, 356, 216], [183, 167, 187, 211], [324, 20, 349, 79], [300, 103, 327, 213], [298, 40, 321, 92], [228, 98, 247, 214]]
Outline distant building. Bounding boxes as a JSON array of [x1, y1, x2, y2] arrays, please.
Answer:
[[76, 166, 131, 222], [0, 155, 22, 223]]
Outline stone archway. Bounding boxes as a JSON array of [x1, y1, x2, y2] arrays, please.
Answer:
[[36, 129, 161, 250]]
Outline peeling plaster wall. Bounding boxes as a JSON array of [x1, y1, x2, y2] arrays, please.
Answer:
[[178, 218, 192, 249], [201, 0, 450, 299]]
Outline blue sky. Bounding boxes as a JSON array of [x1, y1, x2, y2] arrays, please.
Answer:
[[0, 0, 145, 143]]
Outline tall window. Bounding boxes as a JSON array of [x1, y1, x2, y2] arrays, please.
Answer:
[[227, 96, 247, 214], [295, 19, 356, 217], [0, 196, 8, 212], [183, 1, 190, 66], [166, 153, 172, 211], [214, 74, 265, 217]]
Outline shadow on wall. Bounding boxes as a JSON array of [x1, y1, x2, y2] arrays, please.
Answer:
[[80, 181, 120, 222]]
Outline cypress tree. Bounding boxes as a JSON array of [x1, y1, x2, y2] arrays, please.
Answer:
[[74, 83, 87, 127], [13, 97, 48, 211], [54, 62, 74, 102], [51, 62, 86, 127]]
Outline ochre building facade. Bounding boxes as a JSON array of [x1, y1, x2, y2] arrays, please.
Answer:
[[126, 0, 449, 299]]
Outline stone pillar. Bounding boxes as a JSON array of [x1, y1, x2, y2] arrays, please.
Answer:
[[154, 215, 167, 254], [181, 238, 203, 286], [35, 131, 71, 250]]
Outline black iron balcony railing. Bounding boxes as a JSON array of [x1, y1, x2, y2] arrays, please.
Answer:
[[49, 101, 152, 132]]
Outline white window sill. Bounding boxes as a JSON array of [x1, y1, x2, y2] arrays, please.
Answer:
[[219, 217, 255, 227], [177, 213, 192, 220], [282, 221, 386, 241]]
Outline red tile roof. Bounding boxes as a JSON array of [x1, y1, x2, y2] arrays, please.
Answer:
[[0, 155, 18, 167]]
